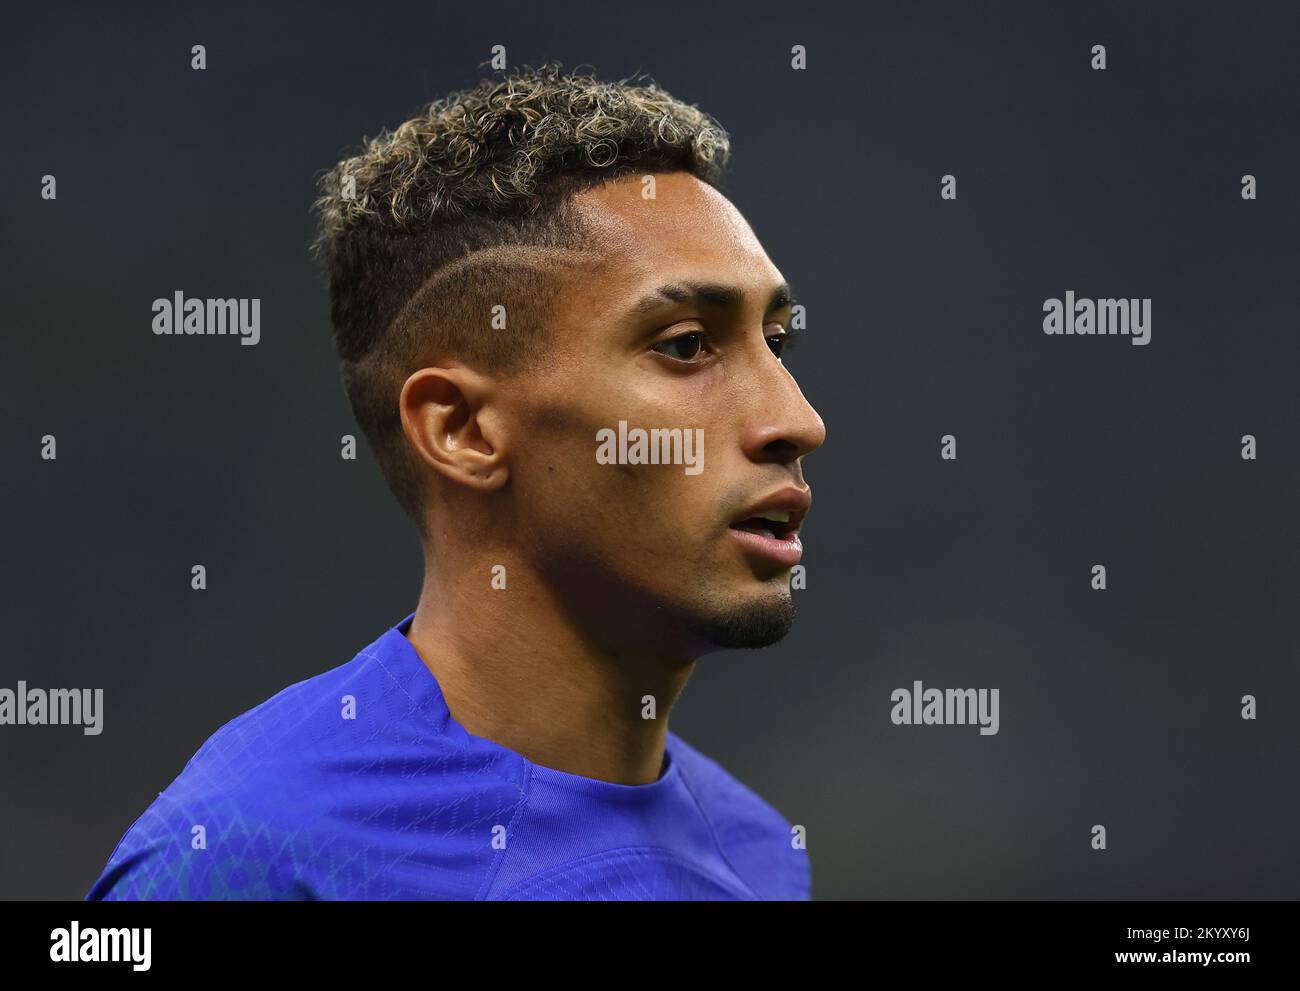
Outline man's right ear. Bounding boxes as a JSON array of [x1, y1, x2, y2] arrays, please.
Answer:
[[399, 365, 509, 492]]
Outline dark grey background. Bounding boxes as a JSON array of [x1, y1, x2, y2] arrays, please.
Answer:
[[3, 0, 1297, 899]]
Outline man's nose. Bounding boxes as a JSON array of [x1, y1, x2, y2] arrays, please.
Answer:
[[740, 357, 826, 466]]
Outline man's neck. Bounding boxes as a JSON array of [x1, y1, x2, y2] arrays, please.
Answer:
[[404, 559, 696, 786]]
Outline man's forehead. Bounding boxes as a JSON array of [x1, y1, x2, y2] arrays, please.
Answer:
[[573, 171, 760, 254], [569, 172, 782, 305]]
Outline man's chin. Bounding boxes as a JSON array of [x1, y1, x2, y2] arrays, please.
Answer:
[[685, 584, 796, 650]]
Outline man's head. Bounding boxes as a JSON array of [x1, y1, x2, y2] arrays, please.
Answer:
[[313, 63, 825, 655]]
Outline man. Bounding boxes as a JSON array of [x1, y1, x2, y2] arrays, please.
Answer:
[[88, 62, 825, 900]]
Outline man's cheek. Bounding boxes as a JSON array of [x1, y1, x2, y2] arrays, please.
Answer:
[[625, 470, 711, 545]]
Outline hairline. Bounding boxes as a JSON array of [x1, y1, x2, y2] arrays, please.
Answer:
[[388, 241, 607, 364]]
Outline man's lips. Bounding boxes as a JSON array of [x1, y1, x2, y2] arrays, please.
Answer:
[[728, 526, 804, 568], [728, 486, 811, 568]]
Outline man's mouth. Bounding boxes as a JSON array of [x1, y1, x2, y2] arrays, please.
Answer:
[[727, 491, 810, 569], [729, 510, 799, 541]]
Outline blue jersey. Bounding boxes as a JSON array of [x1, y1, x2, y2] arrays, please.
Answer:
[[86, 612, 810, 900]]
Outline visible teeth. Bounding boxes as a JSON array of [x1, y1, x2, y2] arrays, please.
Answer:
[[758, 510, 791, 523]]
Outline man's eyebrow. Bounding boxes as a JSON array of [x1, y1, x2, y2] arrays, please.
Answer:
[[627, 281, 795, 317]]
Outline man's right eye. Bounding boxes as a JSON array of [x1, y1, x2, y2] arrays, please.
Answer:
[[650, 331, 706, 362]]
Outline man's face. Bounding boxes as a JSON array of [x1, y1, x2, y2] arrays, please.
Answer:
[[504, 171, 826, 655]]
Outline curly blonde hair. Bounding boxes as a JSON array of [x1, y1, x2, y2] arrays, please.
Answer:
[[310, 62, 731, 532]]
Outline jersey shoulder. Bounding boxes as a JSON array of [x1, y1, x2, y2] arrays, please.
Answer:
[[87, 642, 527, 900], [668, 732, 811, 900]]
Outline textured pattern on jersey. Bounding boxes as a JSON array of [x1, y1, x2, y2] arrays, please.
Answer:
[[87, 614, 810, 901]]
